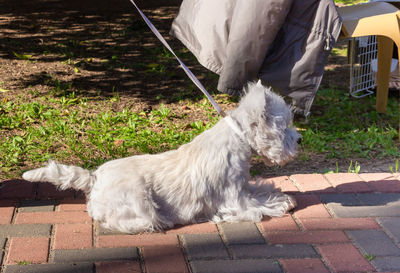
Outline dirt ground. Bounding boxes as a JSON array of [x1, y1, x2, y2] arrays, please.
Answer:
[[0, 0, 398, 175]]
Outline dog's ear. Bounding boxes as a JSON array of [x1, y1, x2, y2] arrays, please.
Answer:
[[261, 90, 275, 120], [262, 88, 288, 116], [263, 88, 274, 105], [251, 107, 273, 131]]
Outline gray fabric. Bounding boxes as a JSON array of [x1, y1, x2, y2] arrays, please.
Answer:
[[259, 0, 342, 115], [170, 0, 342, 115]]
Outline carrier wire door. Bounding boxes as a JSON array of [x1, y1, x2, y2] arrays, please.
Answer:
[[348, 36, 377, 98]]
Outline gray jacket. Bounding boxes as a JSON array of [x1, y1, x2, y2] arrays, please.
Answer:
[[170, 0, 342, 115]]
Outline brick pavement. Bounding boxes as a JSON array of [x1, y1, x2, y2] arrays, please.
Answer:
[[0, 174, 399, 273]]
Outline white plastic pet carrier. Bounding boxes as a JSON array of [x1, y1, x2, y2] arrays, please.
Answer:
[[348, 36, 377, 98]]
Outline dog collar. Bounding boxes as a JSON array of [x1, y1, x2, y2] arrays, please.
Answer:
[[224, 116, 245, 140]]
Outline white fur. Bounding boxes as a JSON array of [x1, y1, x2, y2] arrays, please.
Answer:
[[23, 83, 301, 233]]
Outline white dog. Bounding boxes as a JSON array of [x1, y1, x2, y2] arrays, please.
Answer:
[[23, 82, 301, 233]]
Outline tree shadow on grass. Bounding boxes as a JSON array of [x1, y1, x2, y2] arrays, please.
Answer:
[[0, 0, 218, 104]]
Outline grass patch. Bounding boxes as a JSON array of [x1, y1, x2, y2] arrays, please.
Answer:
[[335, 0, 368, 5], [0, 92, 220, 177], [1, 84, 399, 178], [390, 159, 399, 174], [0, 1, 398, 179], [364, 253, 375, 261], [17, 261, 32, 265], [331, 46, 347, 57], [298, 88, 399, 159]]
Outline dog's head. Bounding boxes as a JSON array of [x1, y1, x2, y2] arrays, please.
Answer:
[[233, 82, 301, 166]]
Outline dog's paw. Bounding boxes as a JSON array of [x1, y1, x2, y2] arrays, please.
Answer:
[[265, 193, 297, 217], [286, 194, 297, 212]]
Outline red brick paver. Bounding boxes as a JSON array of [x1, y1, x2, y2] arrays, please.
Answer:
[[293, 194, 332, 218], [359, 173, 400, 192], [57, 200, 87, 211], [290, 174, 335, 193], [167, 222, 218, 234], [6, 237, 49, 264], [0, 205, 14, 224], [265, 176, 300, 193], [324, 173, 372, 193], [280, 258, 330, 273], [54, 223, 93, 249], [259, 215, 300, 232], [2, 172, 400, 272], [37, 182, 76, 199], [15, 211, 91, 224], [0, 180, 36, 199], [317, 243, 375, 272], [143, 245, 189, 273], [299, 217, 380, 230]]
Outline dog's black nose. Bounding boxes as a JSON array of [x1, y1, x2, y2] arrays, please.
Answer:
[[297, 137, 302, 145]]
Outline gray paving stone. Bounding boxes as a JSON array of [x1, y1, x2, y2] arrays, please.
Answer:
[[52, 248, 138, 263], [320, 194, 362, 206], [371, 256, 400, 272], [347, 230, 400, 256], [357, 193, 400, 206], [230, 244, 318, 259], [327, 204, 400, 217], [0, 238, 6, 266], [190, 259, 282, 273], [322, 194, 400, 217], [18, 200, 55, 212], [0, 224, 51, 238], [219, 222, 265, 245], [4, 263, 94, 273], [378, 217, 400, 243], [321, 194, 400, 217], [181, 234, 229, 260]]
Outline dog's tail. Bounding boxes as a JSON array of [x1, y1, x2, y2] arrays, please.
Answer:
[[22, 160, 95, 193]]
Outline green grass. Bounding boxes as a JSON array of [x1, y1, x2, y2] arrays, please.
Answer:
[[12, 51, 32, 60], [299, 88, 399, 159], [335, 0, 368, 4], [331, 46, 347, 57], [389, 159, 399, 175], [364, 253, 375, 261], [0, 92, 220, 176], [17, 261, 32, 265], [1, 83, 399, 178], [0, 0, 398, 178]]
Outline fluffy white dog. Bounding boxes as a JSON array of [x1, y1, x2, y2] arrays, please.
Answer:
[[23, 82, 301, 233]]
